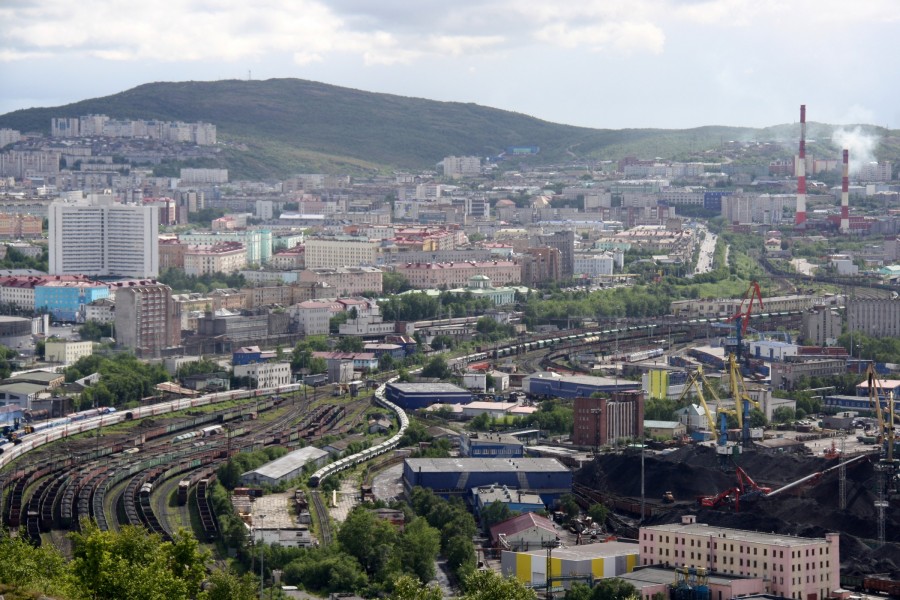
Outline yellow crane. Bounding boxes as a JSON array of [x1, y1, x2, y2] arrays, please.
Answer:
[[676, 364, 741, 464], [727, 353, 762, 446]]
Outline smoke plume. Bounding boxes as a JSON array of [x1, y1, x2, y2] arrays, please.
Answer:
[[831, 127, 879, 174]]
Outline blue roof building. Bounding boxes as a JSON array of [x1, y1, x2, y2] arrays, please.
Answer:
[[35, 281, 109, 322]]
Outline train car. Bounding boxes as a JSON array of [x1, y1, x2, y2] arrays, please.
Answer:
[[177, 480, 190, 505], [201, 425, 224, 438]]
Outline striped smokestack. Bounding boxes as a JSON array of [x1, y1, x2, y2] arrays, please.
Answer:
[[840, 148, 850, 232], [794, 104, 807, 226]]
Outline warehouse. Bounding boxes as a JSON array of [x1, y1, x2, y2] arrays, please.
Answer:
[[384, 382, 472, 409], [402, 457, 571, 504], [523, 372, 640, 399], [500, 541, 639, 590], [240, 447, 330, 486]]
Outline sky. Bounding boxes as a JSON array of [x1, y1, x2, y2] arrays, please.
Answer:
[[2, 0, 899, 130]]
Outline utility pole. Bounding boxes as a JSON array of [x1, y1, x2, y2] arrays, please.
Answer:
[[258, 513, 267, 597]]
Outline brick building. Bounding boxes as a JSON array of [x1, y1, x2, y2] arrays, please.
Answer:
[[573, 391, 644, 448]]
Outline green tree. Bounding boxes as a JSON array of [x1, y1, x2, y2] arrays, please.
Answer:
[[206, 569, 260, 600], [78, 319, 114, 341], [421, 355, 451, 379], [338, 506, 399, 578], [480, 501, 515, 529], [588, 577, 639, 600], [587, 503, 609, 529], [460, 568, 537, 599], [69, 521, 210, 600], [396, 517, 441, 582], [337, 336, 365, 352], [0, 527, 67, 596], [772, 406, 796, 424], [390, 574, 444, 600], [383, 272, 413, 295]]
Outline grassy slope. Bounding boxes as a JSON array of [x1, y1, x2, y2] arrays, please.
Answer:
[[0, 78, 895, 178]]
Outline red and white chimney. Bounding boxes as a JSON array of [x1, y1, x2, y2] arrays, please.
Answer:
[[840, 148, 850, 232], [794, 104, 807, 226]]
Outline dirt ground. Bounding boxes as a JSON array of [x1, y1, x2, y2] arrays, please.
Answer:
[[577, 445, 900, 577]]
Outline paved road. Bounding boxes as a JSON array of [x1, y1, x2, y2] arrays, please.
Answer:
[[694, 226, 718, 275]]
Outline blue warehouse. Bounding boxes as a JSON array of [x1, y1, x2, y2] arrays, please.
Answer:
[[403, 457, 572, 504], [384, 382, 472, 410], [523, 372, 640, 399]]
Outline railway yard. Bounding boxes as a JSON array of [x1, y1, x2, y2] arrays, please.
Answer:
[[0, 385, 379, 554]]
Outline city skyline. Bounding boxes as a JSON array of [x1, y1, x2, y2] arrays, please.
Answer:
[[2, 0, 899, 130]]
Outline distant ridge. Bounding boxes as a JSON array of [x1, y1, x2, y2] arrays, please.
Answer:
[[0, 79, 893, 179]]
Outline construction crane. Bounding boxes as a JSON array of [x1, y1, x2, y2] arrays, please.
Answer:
[[676, 365, 738, 465], [727, 281, 763, 368]]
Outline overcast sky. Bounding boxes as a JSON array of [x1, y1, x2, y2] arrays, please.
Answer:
[[2, 0, 898, 130]]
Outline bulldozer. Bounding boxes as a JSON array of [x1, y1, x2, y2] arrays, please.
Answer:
[[662, 491, 675, 503]]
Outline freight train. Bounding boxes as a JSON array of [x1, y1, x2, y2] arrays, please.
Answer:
[[0, 384, 301, 469], [308, 379, 409, 488]]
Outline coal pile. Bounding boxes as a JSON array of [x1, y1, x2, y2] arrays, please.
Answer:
[[576, 445, 900, 577]]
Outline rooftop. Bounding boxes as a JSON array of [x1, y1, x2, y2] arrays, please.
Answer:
[[242, 447, 329, 480], [512, 540, 639, 560], [405, 457, 567, 474], [388, 382, 469, 394], [642, 521, 834, 546], [618, 566, 759, 587]]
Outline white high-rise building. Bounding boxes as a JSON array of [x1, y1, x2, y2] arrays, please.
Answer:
[[49, 195, 159, 278]]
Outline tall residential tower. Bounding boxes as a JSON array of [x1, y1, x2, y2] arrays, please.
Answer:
[[49, 194, 159, 278]]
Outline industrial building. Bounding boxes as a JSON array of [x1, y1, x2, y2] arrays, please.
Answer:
[[617, 565, 765, 600], [384, 382, 472, 410], [523, 372, 641, 399], [240, 447, 330, 486], [501, 541, 639, 590], [402, 457, 571, 503], [459, 432, 524, 458], [639, 515, 839, 599]]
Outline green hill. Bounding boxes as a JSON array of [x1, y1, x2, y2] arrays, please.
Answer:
[[0, 78, 894, 179]]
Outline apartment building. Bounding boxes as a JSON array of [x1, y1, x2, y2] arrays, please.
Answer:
[[721, 193, 793, 225], [183, 242, 247, 276], [0, 214, 42, 239], [159, 239, 186, 270], [271, 246, 305, 270], [848, 298, 900, 338], [639, 516, 839, 600], [304, 237, 379, 268], [290, 300, 340, 336], [179, 229, 272, 265], [533, 230, 575, 279], [520, 247, 561, 286], [0, 150, 61, 178], [112, 281, 178, 357], [49, 195, 159, 278], [45, 340, 93, 364], [574, 253, 615, 278], [395, 260, 520, 289], [442, 156, 481, 178], [573, 391, 644, 448], [298, 267, 383, 296], [0, 129, 22, 148]]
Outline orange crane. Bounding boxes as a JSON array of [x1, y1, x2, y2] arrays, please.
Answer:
[[727, 281, 764, 372]]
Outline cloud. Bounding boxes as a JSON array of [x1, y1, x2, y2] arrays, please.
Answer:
[[0, 0, 668, 66]]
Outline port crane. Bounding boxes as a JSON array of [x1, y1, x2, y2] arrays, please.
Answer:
[[726, 353, 762, 447], [727, 280, 764, 374], [676, 364, 738, 465]]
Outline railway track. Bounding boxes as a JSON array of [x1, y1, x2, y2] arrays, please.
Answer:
[[310, 490, 332, 546], [4, 385, 371, 548]]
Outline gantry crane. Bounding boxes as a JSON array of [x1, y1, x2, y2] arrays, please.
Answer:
[[676, 364, 739, 465]]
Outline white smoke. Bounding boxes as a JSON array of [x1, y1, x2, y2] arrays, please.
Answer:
[[831, 127, 879, 175]]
